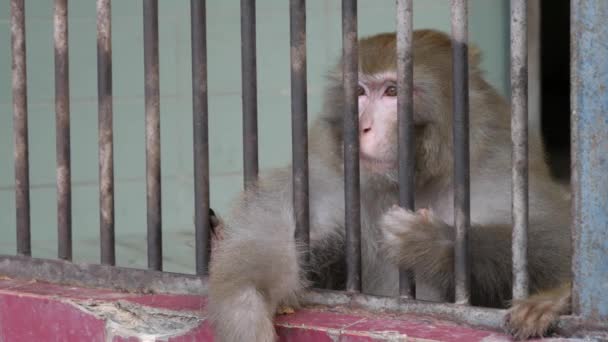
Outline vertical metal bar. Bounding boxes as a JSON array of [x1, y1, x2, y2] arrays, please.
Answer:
[[396, 0, 415, 299], [191, 0, 211, 276], [510, 0, 529, 301], [144, 0, 162, 271], [11, 0, 31, 256], [54, 0, 72, 261], [290, 0, 310, 263], [342, 0, 361, 293], [97, 0, 115, 265], [571, 0, 608, 320], [450, 0, 471, 305], [241, 0, 259, 189]]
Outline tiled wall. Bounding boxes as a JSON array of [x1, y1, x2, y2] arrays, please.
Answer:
[[0, 0, 509, 273]]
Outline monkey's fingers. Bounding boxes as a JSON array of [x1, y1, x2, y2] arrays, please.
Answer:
[[504, 287, 571, 340], [209, 208, 225, 238], [276, 305, 296, 315], [379, 206, 452, 274], [209, 207, 226, 259]]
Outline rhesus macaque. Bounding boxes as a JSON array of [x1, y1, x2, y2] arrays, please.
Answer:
[[209, 208, 224, 253], [207, 30, 571, 341]]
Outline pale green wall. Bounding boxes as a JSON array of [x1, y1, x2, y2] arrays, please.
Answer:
[[0, 0, 508, 273]]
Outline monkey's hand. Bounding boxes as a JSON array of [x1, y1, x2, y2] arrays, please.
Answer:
[[505, 284, 571, 340], [379, 206, 454, 283], [209, 208, 225, 256]]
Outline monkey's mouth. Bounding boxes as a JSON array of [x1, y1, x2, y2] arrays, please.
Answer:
[[359, 153, 396, 171]]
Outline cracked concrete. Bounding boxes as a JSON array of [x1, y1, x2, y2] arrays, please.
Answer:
[[71, 299, 203, 341]]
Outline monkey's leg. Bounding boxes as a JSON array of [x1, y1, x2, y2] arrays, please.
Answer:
[[505, 284, 571, 340], [207, 219, 303, 342]]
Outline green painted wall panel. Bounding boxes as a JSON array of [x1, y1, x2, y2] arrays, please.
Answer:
[[0, 0, 508, 273]]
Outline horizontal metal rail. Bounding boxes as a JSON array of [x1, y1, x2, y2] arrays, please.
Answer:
[[1, 254, 606, 338]]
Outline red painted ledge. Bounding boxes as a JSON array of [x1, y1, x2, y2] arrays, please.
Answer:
[[0, 278, 566, 341]]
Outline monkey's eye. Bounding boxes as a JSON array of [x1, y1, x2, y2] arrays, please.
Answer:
[[357, 85, 366, 97], [384, 85, 397, 97]]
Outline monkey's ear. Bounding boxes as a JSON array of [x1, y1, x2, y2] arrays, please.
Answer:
[[468, 44, 482, 67]]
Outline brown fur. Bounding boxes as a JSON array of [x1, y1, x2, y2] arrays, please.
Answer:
[[207, 30, 571, 341], [506, 284, 571, 339]]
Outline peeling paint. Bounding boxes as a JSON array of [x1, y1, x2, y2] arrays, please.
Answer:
[[571, 0, 608, 321]]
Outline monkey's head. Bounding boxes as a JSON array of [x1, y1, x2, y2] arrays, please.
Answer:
[[317, 29, 505, 187]]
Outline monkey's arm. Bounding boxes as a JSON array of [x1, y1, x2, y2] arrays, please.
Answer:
[[380, 206, 510, 298], [379, 206, 567, 306]]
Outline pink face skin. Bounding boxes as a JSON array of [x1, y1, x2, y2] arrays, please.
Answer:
[[358, 73, 399, 173]]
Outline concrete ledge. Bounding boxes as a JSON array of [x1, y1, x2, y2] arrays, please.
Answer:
[[0, 278, 569, 341]]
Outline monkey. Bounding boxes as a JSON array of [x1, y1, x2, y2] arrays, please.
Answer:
[[506, 284, 572, 339], [207, 30, 571, 342], [209, 208, 224, 254]]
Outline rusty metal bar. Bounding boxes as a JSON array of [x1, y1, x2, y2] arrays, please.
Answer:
[[144, 0, 162, 271], [0, 255, 207, 295], [97, 0, 115, 265], [241, 0, 259, 189], [396, 0, 415, 299], [450, 0, 471, 305], [290, 0, 310, 263], [191, 0, 211, 276], [303, 289, 505, 330], [54, 0, 72, 261], [571, 0, 608, 321], [342, 0, 361, 293], [510, 0, 529, 301], [11, 0, 31, 256]]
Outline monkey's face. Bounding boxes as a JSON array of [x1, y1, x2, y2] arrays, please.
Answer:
[[356, 69, 450, 185], [323, 30, 467, 183], [357, 72, 399, 174]]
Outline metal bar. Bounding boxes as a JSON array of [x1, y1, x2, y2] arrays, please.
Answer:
[[342, 0, 361, 293], [303, 289, 506, 331], [571, 0, 608, 321], [54, 0, 72, 261], [510, 0, 529, 301], [191, 0, 211, 276], [241, 0, 259, 189], [144, 0, 162, 271], [290, 0, 310, 263], [96, 0, 115, 265], [396, 0, 415, 299], [11, 0, 31, 256], [0, 255, 207, 295], [450, 0, 471, 305]]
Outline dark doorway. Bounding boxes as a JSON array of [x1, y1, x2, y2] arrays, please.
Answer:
[[540, 0, 570, 182]]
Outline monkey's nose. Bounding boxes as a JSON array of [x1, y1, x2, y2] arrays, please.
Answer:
[[362, 126, 372, 134]]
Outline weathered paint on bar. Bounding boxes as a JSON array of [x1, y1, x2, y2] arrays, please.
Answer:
[[450, 0, 471, 305], [144, 0, 162, 271], [571, 0, 608, 320], [342, 0, 361, 293], [396, 0, 415, 299], [96, 0, 115, 265], [510, 0, 529, 301], [241, 0, 259, 189], [290, 0, 310, 264], [11, 0, 31, 256], [191, 0, 211, 276], [54, 0, 72, 261]]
